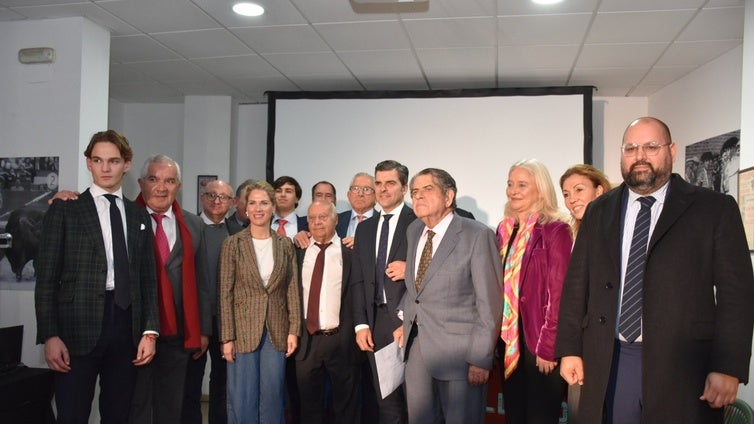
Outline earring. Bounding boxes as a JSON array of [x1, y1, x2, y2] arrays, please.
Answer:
[[245, 211, 249, 217]]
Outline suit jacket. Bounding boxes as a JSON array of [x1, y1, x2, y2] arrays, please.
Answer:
[[336, 209, 377, 238], [400, 215, 503, 380], [225, 214, 247, 236], [35, 189, 159, 356], [218, 230, 301, 353], [351, 206, 416, 331], [513, 221, 572, 361], [555, 175, 754, 423], [295, 242, 360, 364], [164, 210, 212, 336]]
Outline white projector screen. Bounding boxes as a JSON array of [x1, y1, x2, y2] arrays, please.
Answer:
[[267, 88, 592, 227]]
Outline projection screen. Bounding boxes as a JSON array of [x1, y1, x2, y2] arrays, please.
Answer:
[[267, 87, 592, 227]]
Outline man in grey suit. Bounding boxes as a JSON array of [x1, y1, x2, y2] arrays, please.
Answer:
[[130, 155, 211, 424], [396, 168, 502, 424], [35, 130, 159, 424]]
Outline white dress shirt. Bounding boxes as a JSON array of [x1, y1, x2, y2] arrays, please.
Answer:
[[302, 235, 343, 330], [90, 183, 127, 291], [146, 205, 177, 250]]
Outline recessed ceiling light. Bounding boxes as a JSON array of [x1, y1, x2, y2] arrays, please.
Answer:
[[531, 0, 564, 4], [233, 2, 265, 17]]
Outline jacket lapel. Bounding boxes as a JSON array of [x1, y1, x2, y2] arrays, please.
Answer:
[[77, 190, 108, 258], [416, 214, 459, 294], [648, 175, 694, 254], [519, 225, 542, 286]]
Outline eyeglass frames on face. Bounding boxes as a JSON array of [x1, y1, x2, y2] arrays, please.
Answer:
[[621, 142, 671, 157], [349, 186, 375, 194], [204, 192, 232, 202]]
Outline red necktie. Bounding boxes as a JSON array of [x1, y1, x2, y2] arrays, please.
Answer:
[[277, 219, 288, 236], [306, 242, 331, 334], [151, 213, 170, 264], [357, 214, 364, 223]]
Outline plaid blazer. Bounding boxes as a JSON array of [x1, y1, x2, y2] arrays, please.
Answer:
[[35, 189, 159, 356], [218, 230, 301, 353]]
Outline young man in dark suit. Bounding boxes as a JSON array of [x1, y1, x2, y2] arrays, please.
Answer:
[[35, 130, 159, 424]]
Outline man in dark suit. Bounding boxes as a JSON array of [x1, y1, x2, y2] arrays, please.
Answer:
[[273, 175, 309, 237], [352, 160, 415, 423], [130, 155, 211, 424], [295, 200, 362, 423], [182, 179, 236, 424], [337, 172, 377, 248], [35, 130, 159, 424], [226, 179, 254, 234], [396, 168, 502, 423], [556, 117, 754, 424]]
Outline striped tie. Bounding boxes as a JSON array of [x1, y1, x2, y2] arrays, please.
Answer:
[[619, 196, 656, 343]]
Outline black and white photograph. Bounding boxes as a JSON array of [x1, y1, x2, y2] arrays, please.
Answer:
[[0, 156, 59, 289], [685, 130, 740, 200]]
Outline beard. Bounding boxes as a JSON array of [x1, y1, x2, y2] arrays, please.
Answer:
[[622, 160, 671, 193]]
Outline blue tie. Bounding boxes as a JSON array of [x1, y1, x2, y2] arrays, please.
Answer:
[[375, 214, 393, 304], [104, 194, 131, 309], [619, 196, 656, 342]]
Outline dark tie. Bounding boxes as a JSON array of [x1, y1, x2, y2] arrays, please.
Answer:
[[151, 213, 171, 265], [375, 214, 393, 304], [104, 194, 130, 309], [415, 230, 435, 292], [306, 242, 331, 335], [277, 219, 288, 236], [619, 196, 656, 342]]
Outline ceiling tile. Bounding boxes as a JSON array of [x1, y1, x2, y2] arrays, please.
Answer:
[[360, 78, 429, 91], [232, 25, 330, 54], [163, 78, 241, 96], [124, 59, 213, 81], [191, 0, 306, 27], [338, 50, 424, 79], [677, 6, 744, 41], [639, 65, 696, 86], [403, 17, 495, 48], [287, 75, 363, 91], [498, 68, 570, 87], [428, 77, 495, 90], [497, 0, 600, 15], [11, 2, 139, 35], [262, 51, 352, 77], [498, 45, 580, 69], [416, 47, 495, 79], [289, 0, 397, 23], [109, 80, 183, 102], [0, 6, 24, 20], [587, 10, 695, 43], [2, 0, 80, 6], [192, 55, 282, 79], [570, 67, 648, 95], [577, 43, 667, 68], [151, 29, 253, 59], [315, 20, 411, 51], [410, 0, 495, 19], [498, 14, 592, 45], [630, 84, 665, 96], [97, 0, 219, 33], [598, 0, 705, 12], [109, 63, 155, 84], [110, 34, 181, 62], [225, 76, 300, 102], [656, 39, 741, 66]]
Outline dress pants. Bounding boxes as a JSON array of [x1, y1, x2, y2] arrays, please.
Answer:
[[365, 304, 408, 424], [54, 292, 136, 424], [129, 337, 191, 424], [606, 340, 642, 424], [499, 335, 566, 424]]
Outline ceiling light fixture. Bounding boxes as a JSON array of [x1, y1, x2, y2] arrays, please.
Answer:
[[531, 0, 564, 4], [232, 2, 265, 17]]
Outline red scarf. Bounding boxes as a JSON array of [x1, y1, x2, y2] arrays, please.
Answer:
[[136, 194, 201, 349]]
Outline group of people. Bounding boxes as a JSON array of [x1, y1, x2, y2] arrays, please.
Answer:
[[34, 116, 753, 424]]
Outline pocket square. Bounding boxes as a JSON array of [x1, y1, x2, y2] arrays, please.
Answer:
[[140, 223, 146, 230]]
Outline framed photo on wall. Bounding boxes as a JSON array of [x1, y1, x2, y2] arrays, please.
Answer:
[[197, 175, 217, 215], [738, 166, 754, 252]]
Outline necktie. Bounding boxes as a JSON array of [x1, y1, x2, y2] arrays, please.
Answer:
[[357, 214, 364, 223], [619, 196, 656, 343], [105, 194, 131, 309], [277, 219, 288, 236], [151, 213, 171, 265], [415, 230, 435, 292], [306, 242, 331, 335], [374, 214, 393, 304]]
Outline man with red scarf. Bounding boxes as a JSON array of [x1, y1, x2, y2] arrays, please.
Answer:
[[130, 154, 211, 424]]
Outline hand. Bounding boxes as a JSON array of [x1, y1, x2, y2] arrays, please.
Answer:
[[536, 355, 558, 375], [293, 231, 311, 248], [386, 260, 406, 281], [700, 372, 739, 408], [393, 326, 404, 348], [44, 336, 71, 372], [192, 335, 209, 360], [560, 356, 584, 385], [222, 341, 236, 364], [468, 365, 490, 386], [133, 335, 156, 366], [355, 328, 374, 352], [48, 190, 80, 205], [341, 236, 355, 249], [285, 334, 298, 358]]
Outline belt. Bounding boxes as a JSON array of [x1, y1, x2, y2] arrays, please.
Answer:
[[312, 327, 340, 336]]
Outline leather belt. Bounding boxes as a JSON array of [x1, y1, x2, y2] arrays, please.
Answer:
[[313, 327, 339, 336]]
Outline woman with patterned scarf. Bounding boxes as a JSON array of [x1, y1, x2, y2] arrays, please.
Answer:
[[497, 159, 573, 424]]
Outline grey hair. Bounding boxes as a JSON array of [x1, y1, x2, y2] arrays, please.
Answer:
[[140, 154, 182, 183]]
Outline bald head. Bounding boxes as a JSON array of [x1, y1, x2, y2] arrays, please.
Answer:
[[202, 179, 234, 223]]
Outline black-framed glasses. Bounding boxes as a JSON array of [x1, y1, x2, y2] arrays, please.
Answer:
[[621, 142, 671, 157], [203, 192, 232, 202], [349, 186, 375, 194]]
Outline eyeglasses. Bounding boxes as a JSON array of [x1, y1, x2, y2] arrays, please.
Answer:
[[203, 192, 232, 202], [349, 186, 375, 194], [621, 142, 671, 157]]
